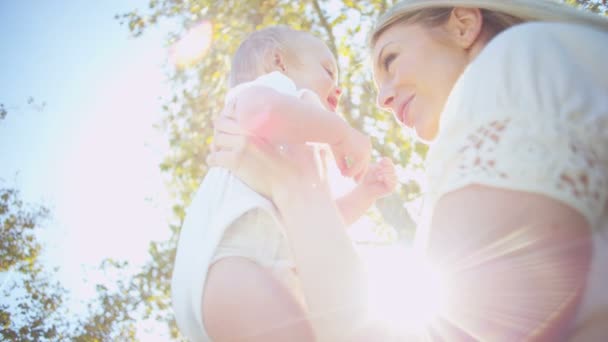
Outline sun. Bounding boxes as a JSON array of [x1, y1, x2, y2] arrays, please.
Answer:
[[365, 245, 447, 336], [169, 20, 213, 68]]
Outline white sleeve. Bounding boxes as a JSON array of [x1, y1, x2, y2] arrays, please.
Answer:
[[225, 71, 300, 104], [427, 22, 608, 228]]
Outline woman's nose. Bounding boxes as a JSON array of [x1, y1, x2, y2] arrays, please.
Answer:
[[377, 86, 394, 110], [335, 87, 342, 98]]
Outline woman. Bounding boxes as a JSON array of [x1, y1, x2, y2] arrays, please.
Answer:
[[209, 0, 608, 340]]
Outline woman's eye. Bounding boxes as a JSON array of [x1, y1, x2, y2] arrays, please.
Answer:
[[383, 54, 397, 72], [325, 67, 334, 79]]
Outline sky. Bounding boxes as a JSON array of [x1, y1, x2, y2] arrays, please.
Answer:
[[0, 0, 176, 318]]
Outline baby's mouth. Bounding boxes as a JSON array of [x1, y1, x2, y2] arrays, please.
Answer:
[[327, 95, 338, 112]]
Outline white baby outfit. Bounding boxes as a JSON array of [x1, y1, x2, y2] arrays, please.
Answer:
[[171, 72, 321, 342]]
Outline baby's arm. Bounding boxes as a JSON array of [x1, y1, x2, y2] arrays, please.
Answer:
[[336, 186, 376, 227], [228, 85, 371, 179], [336, 157, 398, 226], [231, 85, 347, 146]]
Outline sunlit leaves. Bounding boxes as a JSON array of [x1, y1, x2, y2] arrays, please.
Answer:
[[0, 187, 47, 273], [0, 185, 134, 340], [564, 0, 608, 14], [0, 186, 66, 342]]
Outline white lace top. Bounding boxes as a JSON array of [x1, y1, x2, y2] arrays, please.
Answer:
[[420, 22, 608, 330]]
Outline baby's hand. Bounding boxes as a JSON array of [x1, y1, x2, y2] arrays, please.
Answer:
[[331, 127, 371, 182], [357, 157, 398, 200]]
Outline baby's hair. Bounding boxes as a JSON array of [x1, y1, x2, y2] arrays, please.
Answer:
[[229, 25, 307, 87]]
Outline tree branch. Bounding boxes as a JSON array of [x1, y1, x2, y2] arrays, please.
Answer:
[[310, 0, 338, 58]]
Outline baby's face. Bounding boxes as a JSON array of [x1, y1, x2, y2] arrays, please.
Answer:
[[287, 35, 341, 112]]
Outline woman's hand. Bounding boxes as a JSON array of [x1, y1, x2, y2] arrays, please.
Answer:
[[208, 115, 327, 201]]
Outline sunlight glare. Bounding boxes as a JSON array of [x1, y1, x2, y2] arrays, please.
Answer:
[[366, 246, 446, 335], [170, 20, 213, 68]]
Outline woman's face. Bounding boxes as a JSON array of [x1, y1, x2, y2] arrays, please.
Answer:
[[372, 22, 472, 141]]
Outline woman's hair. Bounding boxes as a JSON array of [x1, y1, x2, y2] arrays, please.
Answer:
[[229, 25, 306, 87], [369, 7, 524, 48], [369, 0, 608, 48]]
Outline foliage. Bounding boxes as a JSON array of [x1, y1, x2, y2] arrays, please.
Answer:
[[0, 188, 49, 274], [0, 184, 141, 341], [0, 186, 63, 342], [69, 260, 139, 341], [564, 0, 608, 14], [1, 105, 135, 340]]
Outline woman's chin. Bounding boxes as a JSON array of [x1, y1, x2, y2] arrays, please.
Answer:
[[413, 124, 438, 144]]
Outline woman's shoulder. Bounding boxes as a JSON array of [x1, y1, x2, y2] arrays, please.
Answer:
[[487, 21, 607, 54], [448, 21, 608, 120], [431, 22, 608, 231], [473, 21, 608, 78]]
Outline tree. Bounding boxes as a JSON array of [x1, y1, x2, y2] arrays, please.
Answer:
[[0, 186, 63, 341], [565, 0, 608, 14], [1, 111, 137, 341], [111, 0, 607, 339], [1, 111, 68, 340], [0, 185, 140, 341], [69, 260, 139, 341]]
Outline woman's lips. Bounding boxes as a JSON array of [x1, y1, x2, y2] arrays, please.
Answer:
[[397, 95, 415, 126]]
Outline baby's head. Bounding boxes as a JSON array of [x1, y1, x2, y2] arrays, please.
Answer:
[[229, 25, 341, 112]]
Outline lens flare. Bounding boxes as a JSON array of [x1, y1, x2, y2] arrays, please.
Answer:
[[366, 246, 446, 336], [169, 20, 213, 68]]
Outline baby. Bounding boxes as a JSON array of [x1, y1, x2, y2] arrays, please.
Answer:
[[172, 26, 397, 341]]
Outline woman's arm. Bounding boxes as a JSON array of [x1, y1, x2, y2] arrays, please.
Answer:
[[209, 116, 593, 341], [273, 179, 371, 341], [568, 310, 608, 342], [208, 130, 375, 341], [427, 185, 592, 341], [203, 257, 316, 341], [279, 183, 593, 341]]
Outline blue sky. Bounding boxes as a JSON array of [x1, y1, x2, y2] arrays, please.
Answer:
[[0, 0, 175, 314]]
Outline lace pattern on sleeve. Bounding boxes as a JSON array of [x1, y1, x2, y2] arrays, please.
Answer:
[[432, 116, 607, 228]]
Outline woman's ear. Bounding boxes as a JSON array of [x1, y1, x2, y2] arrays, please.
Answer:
[[445, 7, 484, 50]]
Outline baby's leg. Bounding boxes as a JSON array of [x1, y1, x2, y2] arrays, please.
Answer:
[[204, 257, 314, 341]]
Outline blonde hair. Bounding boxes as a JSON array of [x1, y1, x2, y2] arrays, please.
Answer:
[[370, 7, 524, 47], [369, 0, 608, 48], [229, 26, 306, 87]]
